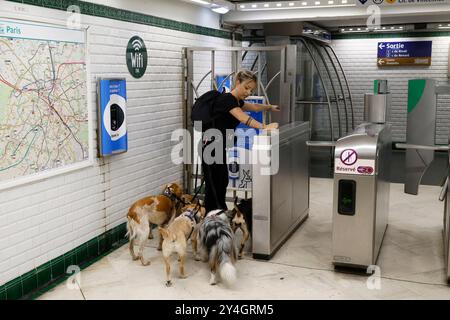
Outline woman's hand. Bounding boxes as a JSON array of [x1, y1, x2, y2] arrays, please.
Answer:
[[264, 122, 279, 131], [267, 105, 280, 112]]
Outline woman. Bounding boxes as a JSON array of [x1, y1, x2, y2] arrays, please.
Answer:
[[202, 70, 279, 213]]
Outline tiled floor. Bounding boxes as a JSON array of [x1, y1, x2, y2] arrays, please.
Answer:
[[39, 178, 450, 300]]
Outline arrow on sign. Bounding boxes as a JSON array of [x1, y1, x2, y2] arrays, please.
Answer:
[[378, 59, 386, 65], [378, 43, 385, 50]]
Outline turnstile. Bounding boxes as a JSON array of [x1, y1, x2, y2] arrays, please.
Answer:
[[252, 121, 310, 259], [445, 159, 450, 283], [396, 79, 450, 284], [442, 140, 450, 284], [332, 123, 391, 269]]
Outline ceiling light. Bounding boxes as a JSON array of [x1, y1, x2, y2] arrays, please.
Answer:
[[252, 4, 257, 8], [302, 1, 307, 5], [276, 3, 282, 6], [289, 2, 295, 5], [341, 0, 348, 3], [328, 0, 334, 3], [315, 1, 320, 4], [212, 6, 230, 14], [264, 3, 269, 7], [189, 0, 209, 5], [240, 4, 245, 8]]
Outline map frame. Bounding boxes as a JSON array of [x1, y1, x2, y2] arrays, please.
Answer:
[[0, 15, 94, 191]]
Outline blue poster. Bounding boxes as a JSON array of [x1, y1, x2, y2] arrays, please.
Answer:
[[216, 74, 231, 93], [236, 96, 264, 150], [98, 79, 128, 156], [227, 96, 265, 190]]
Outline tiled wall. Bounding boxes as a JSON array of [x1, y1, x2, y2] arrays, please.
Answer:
[[0, 0, 233, 287], [332, 36, 450, 143]]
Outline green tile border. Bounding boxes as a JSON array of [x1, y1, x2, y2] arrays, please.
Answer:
[[332, 31, 450, 40], [243, 30, 450, 43], [5, 0, 243, 41], [0, 222, 128, 300]]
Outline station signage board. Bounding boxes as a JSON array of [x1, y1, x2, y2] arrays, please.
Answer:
[[377, 41, 432, 66]]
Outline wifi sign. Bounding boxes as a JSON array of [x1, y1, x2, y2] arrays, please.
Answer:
[[126, 36, 148, 78]]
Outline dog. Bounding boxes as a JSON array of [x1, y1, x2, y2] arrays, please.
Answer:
[[197, 209, 237, 287], [231, 198, 252, 259], [126, 182, 183, 266], [159, 203, 205, 287]]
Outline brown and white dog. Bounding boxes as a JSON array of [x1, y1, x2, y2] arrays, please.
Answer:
[[159, 203, 205, 287], [126, 182, 183, 266]]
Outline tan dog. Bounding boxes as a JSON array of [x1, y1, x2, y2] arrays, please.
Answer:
[[126, 182, 183, 266], [231, 198, 252, 259], [159, 203, 205, 287]]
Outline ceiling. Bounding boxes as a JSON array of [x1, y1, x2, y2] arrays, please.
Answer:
[[221, 1, 450, 30]]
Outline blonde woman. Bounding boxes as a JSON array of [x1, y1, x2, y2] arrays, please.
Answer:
[[202, 70, 279, 213]]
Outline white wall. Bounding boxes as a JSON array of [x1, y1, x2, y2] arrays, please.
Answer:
[[0, 0, 231, 286], [332, 36, 450, 143], [86, 0, 222, 29]]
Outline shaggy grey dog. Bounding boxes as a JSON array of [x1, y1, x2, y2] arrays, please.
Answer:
[[197, 209, 237, 287]]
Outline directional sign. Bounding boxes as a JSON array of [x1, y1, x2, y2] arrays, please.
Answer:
[[377, 41, 432, 67]]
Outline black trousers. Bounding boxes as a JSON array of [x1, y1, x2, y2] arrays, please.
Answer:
[[202, 160, 229, 214]]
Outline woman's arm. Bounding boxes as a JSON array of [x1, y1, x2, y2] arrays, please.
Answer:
[[242, 101, 280, 112], [229, 107, 265, 129]]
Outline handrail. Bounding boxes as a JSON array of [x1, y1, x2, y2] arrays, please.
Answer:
[[195, 70, 212, 93], [265, 71, 281, 93], [309, 41, 342, 138], [325, 44, 355, 130], [321, 44, 349, 135], [306, 141, 336, 147], [298, 38, 334, 142]]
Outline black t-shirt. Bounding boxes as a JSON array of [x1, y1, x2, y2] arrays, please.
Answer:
[[212, 93, 245, 138]]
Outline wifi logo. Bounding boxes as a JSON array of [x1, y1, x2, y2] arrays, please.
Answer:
[[126, 36, 148, 79], [132, 38, 143, 51]]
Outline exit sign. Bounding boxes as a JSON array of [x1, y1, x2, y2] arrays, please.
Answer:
[[377, 41, 432, 67]]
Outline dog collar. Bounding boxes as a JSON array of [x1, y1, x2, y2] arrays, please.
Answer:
[[163, 187, 188, 207], [184, 210, 196, 222]]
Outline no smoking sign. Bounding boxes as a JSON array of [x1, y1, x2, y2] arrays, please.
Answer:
[[340, 149, 358, 166]]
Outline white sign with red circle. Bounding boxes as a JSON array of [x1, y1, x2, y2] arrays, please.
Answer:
[[340, 149, 358, 166], [335, 149, 375, 176]]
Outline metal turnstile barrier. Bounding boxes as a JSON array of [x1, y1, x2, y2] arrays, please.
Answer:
[[252, 121, 310, 259], [445, 157, 450, 283], [332, 123, 391, 269], [396, 79, 450, 284]]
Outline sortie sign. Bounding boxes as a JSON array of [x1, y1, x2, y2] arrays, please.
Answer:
[[377, 41, 432, 67]]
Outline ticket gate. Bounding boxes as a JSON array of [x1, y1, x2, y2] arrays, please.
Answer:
[[396, 79, 450, 284], [444, 157, 450, 283], [252, 121, 310, 259], [332, 123, 391, 269]]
